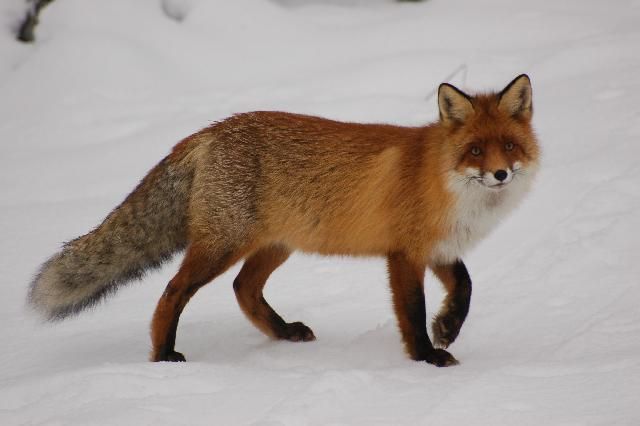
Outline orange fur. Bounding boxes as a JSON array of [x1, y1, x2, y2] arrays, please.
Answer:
[[31, 75, 539, 366]]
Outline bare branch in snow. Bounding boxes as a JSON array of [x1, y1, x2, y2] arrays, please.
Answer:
[[17, 0, 54, 42]]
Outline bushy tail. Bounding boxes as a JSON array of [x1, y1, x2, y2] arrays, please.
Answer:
[[29, 147, 196, 320]]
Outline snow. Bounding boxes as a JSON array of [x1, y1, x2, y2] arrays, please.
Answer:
[[1, 0, 639, 424]]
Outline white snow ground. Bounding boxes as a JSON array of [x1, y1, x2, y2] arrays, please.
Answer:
[[1, 0, 639, 424]]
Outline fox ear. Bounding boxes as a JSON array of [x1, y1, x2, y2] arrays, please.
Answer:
[[498, 74, 532, 119], [438, 83, 474, 125]]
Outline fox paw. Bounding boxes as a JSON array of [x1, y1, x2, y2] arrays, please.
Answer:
[[423, 348, 459, 367], [432, 312, 464, 349], [152, 350, 186, 362], [281, 321, 316, 342]]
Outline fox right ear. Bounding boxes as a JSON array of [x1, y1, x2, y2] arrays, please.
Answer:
[[438, 83, 474, 125], [498, 74, 533, 119]]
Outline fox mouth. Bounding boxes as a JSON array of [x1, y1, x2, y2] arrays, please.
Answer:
[[465, 175, 511, 190], [483, 181, 510, 190]]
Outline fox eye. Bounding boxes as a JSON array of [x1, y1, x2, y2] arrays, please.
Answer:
[[505, 142, 515, 151], [470, 146, 482, 156]]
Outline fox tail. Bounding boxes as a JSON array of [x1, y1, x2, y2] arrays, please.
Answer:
[[28, 144, 196, 320]]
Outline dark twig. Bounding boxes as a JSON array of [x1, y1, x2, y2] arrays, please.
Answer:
[[425, 64, 468, 102], [17, 0, 54, 43]]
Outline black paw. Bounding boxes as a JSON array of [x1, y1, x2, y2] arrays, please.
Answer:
[[281, 321, 316, 342], [152, 350, 186, 362], [432, 311, 464, 348], [423, 348, 459, 367]]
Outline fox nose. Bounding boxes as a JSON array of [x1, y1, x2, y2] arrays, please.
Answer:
[[494, 170, 508, 182]]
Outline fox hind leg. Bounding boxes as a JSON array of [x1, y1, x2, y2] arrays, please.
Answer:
[[150, 242, 246, 362], [233, 244, 315, 342], [430, 260, 472, 348]]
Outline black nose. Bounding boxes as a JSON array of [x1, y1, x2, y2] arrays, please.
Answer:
[[494, 170, 508, 181]]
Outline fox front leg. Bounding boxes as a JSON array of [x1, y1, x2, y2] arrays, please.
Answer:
[[387, 252, 459, 367], [430, 260, 472, 348]]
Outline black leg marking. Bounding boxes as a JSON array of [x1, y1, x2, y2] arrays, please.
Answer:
[[432, 259, 472, 348]]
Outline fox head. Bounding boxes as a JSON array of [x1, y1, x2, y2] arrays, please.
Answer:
[[437, 74, 540, 193]]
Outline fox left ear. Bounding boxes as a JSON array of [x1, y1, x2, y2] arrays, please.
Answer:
[[438, 83, 474, 125], [498, 74, 533, 119]]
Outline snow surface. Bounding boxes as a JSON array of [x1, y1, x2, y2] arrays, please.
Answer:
[[1, 0, 640, 424]]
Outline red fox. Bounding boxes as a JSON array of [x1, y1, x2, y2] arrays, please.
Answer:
[[29, 75, 539, 366]]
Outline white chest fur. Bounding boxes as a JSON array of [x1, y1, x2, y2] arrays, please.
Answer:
[[431, 172, 534, 264]]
